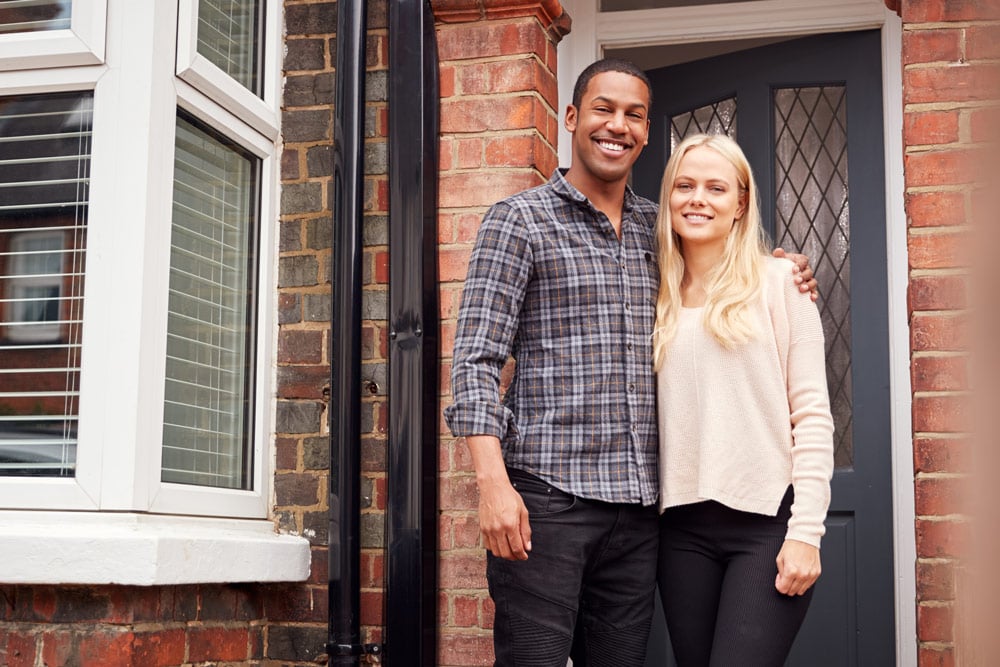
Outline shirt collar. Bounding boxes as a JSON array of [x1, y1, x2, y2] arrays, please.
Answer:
[[550, 168, 639, 215]]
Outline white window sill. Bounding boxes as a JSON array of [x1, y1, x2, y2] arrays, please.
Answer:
[[0, 511, 311, 585]]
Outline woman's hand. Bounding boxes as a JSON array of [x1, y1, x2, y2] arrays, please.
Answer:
[[775, 539, 821, 596]]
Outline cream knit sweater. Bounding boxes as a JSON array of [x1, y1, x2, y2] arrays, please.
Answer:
[[657, 256, 835, 547]]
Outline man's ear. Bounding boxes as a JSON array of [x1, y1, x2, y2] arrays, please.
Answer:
[[564, 104, 578, 132]]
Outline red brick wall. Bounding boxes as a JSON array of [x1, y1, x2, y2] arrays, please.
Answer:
[[900, 1, 989, 663], [433, 2, 567, 663]]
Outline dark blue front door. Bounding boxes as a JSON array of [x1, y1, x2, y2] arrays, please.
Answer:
[[637, 30, 895, 666]]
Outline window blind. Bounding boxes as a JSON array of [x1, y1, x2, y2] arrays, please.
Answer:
[[0, 0, 72, 34], [0, 91, 91, 477], [161, 113, 258, 489], [197, 0, 262, 95]]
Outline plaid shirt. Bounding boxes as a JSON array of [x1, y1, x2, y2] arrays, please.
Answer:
[[444, 170, 659, 505]]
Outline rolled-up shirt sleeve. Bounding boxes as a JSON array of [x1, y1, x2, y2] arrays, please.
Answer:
[[444, 201, 533, 439]]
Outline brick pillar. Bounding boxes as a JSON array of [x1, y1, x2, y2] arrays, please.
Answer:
[[432, 2, 568, 664], [899, 1, 991, 663]]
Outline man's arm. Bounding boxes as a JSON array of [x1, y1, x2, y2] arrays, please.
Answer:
[[444, 201, 534, 561], [773, 247, 819, 301], [467, 435, 531, 560]]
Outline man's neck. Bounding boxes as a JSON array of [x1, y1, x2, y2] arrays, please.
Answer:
[[564, 168, 628, 227]]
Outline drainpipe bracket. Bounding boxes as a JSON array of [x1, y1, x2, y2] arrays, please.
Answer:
[[326, 643, 384, 659]]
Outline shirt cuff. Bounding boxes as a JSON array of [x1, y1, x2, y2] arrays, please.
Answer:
[[443, 401, 514, 440]]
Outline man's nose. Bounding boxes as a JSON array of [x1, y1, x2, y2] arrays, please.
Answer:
[[606, 111, 627, 131]]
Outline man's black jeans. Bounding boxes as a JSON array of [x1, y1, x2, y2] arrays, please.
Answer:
[[487, 468, 659, 667]]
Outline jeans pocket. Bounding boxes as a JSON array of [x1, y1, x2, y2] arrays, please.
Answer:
[[508, 468, 577, 517]]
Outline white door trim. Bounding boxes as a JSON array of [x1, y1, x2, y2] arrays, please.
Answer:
[[556, 2, 915, 665]]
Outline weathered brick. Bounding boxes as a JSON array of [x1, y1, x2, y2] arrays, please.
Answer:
[[915, 476, 967, 516], [276, 400, 324, 434], [366, 71, 388, 103], [281, 182, 324, 216], [902, 28, 963, 65], [902, 0, 999, 22], [966, 24, 1000, 61], [439, 553, 487, 589], [918, 560, 956, 601], [438, 631, 494, 667], [916, 518, 969, 558], [918, 645, 955, 667], [285, 2, 338, 35], [360, 512, 385, 548], [303, 436, 330, 470], [284, 38, 326, 71], [282, 109, 331, 142], [281, 148, 300, 180], [912, 355, 968, 392], [303, 293, 333, 321], [3, 630, 38, 667], [302, 510, 330, 545], [279, 255, 320, 288], [904, 110, 960, 147], [275, 436, 298, 471], [436, 20, 547, 62], [439, 171, 543, 208], [278, 329, 323, 365], [267, 624, 327, 661], [362, 289, 388, 320], [913, 394, 971, 433], [441, 96, 539, 133], [284, 73, 335, 107], [908, 274, 967, 311], [365, 141, 388, 174], [188, 627, 249, 662], [908, 230, 969, 270], [275, 472, 321, 507], [904, 64, 997, 105], [911, 313, 969, 352], [917, 603, 954, 642], [278, 292, 301, 324], [280, 219, 302, 252], [364, 215, 389, 245], [914, 436, 971, 474], [906, 191, 967, 228], [904, 150, 978, 188], [306, 144, 333, 178]]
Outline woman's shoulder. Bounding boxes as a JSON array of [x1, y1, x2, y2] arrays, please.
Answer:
[[762, 255, 798, 292]]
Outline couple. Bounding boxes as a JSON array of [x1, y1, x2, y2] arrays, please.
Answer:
[[443, 58, 834, 667]]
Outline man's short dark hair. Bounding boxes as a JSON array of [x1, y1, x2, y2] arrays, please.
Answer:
[[572, 58, 653, 110]]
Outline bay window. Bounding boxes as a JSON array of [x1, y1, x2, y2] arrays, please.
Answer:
[[0, 0, 308, 585]]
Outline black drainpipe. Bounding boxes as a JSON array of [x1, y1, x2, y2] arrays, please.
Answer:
[[328, 0, 367, 663], [385, 0, 440, 664]]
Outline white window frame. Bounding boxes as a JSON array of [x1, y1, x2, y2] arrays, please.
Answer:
[[0, 0, 306, 584], [0, 0, 106, 71], [557, 1, 914, 663], [5, 230, 66, 343], [175, 0, 279, 140]]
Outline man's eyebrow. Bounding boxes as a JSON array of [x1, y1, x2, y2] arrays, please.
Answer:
[[590, 95, 648, 111]]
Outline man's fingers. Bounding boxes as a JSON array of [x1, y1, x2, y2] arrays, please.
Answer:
[[519, 506, 532, 553]]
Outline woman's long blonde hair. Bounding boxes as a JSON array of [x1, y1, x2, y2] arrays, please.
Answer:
[[652, 133, 770, 371]]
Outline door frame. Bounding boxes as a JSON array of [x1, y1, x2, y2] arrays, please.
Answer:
[[556, 1, 915, 664]]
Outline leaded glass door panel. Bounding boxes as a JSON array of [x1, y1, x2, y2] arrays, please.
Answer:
[[636, 30, 893, 666]]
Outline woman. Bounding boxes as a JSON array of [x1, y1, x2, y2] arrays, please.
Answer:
[[653, 134, 834, 666]]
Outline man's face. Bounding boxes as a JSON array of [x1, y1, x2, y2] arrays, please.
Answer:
[[565, 71, 650, 188]]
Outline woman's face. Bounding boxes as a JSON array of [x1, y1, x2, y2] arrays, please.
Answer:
[[668, 145, 746, 252]]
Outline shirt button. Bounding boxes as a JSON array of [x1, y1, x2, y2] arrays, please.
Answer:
[[624, 302, 630, 310], [631, 424, 637, 433], [627, 343, 633, 351], [628, 383, 636, 393]]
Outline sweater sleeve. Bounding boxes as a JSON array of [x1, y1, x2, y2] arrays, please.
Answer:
[[443, 201, 532, 440], [779, 269, 835, 547]]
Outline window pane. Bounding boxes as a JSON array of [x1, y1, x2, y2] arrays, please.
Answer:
[[773, 86, 853, 468], [0, 91, 91, 477], [162, 114, 258, 489], [0, 0, 71, 33], [670, 96, 737, 151], [197, 0, 262, 94]]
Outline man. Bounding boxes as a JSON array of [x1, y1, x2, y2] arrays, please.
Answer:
[[444, 59, 814, 666]]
